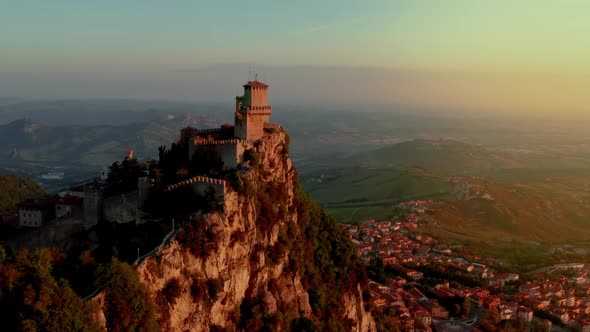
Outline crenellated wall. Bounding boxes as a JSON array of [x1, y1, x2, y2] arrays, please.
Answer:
[[189, 139, 254, 170], [164, 175, 227, 203]]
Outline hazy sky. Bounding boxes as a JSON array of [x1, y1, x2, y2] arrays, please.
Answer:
[[1, 1, 589, 114]]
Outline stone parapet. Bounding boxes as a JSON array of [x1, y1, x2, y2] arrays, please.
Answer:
[[164, 176, 227, 192], [193, 139, 256, 146]]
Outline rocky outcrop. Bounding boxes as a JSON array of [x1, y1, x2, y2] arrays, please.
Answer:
[[98, 128, 375, 331]]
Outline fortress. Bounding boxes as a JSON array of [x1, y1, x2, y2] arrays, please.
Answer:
[[180, 79, 275, 170]]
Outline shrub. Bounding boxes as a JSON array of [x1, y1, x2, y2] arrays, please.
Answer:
[[282, 133, 290, 155], [162, 278, 182, 305], [206, 278, 224, 299], [244, 149, 261, 168], [176, 219, 218, 258], [97, 258, 159, 332], [190, 278, 207, 302]]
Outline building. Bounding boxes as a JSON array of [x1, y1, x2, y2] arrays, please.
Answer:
[[234, 80, 272, 141], [18, 198, 54, 227], [185, 80, 275, 170], [414, 308, 432, 331], [55, 196, 83, 219], [518, 307, 534, 323]]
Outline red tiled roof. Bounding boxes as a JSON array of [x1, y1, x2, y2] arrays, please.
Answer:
[[243, 80, 269, 88]]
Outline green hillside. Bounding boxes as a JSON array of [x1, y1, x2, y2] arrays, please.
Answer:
[[302, 138, 590, 246], [422, 173, 590, 242], [0, 175, 46, 214], [348, 138, 523, 175], [302, 166, 454, 223]]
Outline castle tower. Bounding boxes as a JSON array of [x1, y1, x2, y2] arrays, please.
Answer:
[[234, 80, 272, 140]]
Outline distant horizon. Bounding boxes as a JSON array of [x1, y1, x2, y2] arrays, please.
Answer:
[[2, 2, 589, 115]]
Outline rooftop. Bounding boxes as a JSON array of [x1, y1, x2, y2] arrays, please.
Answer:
[[243, 80, 269, 88]]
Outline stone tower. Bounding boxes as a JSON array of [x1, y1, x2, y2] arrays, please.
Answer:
[[234, 80, 272, 140]]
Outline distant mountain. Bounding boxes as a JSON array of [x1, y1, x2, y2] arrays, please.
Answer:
[[0, 99, 229, 125], [0, 118, 42, 149], [350, 139, 523, 175], [0, 175, 46, 214], [0, 114, 218, 166]]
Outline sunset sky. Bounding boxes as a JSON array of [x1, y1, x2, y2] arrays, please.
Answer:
[[1, 1, 589, 114]]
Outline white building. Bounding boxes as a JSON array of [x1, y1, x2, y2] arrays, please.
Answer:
[[18, 199, 53, 227]]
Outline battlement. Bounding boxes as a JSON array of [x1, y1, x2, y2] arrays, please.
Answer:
[[243, 106, 272, 112], [192, 138, 256, 146], [183, 79, 273, 169], [195, 128, 226, 135], [164, 176, 227, 192]]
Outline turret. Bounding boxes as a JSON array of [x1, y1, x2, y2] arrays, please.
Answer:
[[234, 80, 272, 140]]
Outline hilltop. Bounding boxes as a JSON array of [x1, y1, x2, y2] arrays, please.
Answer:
[[349, 138, 523, 175], [0, 114, 218, 165]]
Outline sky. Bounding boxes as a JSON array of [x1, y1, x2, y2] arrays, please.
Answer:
[[1, 1, 589, 115]]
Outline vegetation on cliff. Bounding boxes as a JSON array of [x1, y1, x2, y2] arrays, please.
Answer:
[[104, 158, 145, 196], [229, 173, 369, 331], [0, 241, 162, 332], [168, 130, 372, 330], [0, 175, 46, 214], [0, 246, 101, 332], [0, 128, 374, 331], [97, 258, 159, 332]]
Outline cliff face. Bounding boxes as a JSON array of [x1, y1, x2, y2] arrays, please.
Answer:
[[127, 129, 374, 331]]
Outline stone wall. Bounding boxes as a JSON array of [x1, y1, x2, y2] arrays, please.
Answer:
[[138, 177, 154, 210], [245, 111, 270, 140], [164, 176, 226, 203], [83, 189, 103, 227], [103, 192, 138, 224], [189, 139, 254, 170]]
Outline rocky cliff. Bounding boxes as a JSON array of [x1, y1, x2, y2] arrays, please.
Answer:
[[119, 128, 376, 331], [132, 129, 375, 331]]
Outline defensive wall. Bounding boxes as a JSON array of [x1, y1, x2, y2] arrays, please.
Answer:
[[189, 139, 255, 170], [164, 175, 227, 203], [103, 192, 139, 224]]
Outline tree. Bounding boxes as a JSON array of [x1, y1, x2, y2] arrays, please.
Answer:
[[98, 258, 159, 332], [461, 297, 472, 317], [478, 307, 501, 332], [0, 248, 101, 331]]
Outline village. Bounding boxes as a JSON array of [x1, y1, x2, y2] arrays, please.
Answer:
[[347, 200, 590, 332]]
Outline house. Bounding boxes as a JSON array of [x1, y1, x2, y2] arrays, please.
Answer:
[[426, 299, 449, 319], [414, 247, 430, 257], [484, 296, 501, 309], [55, 196, 83, 219], [18, 198, 54, 227], [518, 307, 533, 323], [499, 306, 513, 320], [414, 308, 432, 331]]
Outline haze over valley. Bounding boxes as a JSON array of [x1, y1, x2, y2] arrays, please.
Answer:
[[3, 1, 590, 331]]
